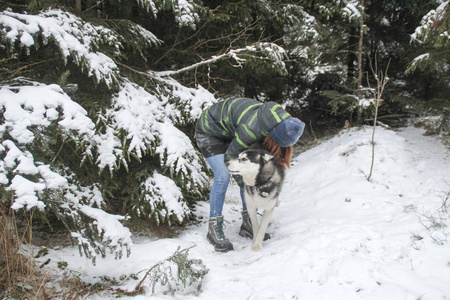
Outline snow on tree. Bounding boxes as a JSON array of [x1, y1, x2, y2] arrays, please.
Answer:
[[0, 81, 135, 262], [136, 0, 200, 29], [1, 9, 122, 86], [0, 5, 214, 261]]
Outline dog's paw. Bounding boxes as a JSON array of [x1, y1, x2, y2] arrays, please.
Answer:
[[251, 243, 262, 251]]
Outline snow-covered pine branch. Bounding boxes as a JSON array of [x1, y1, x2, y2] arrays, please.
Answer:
[[93, 79, 212, 225], [342, 1, 364, 23], [0, 81, 132, 262], [282, 4, 320, 46], [406, 53, 431, 74], [123, 246, 208, 296], [0, 9, 122, 87], [140, 172, 188, 225], [315, 0, 364, 23], [407, 1, 449, 73], [410, 1, 449, 46], [0, 8, 161, 87], [94, 79, 212, 175], [153, 42, 287, 77], [136, 0, 201, 29]]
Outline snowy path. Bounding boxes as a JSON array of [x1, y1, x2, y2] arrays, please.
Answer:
[[46, 126, 450, 300]]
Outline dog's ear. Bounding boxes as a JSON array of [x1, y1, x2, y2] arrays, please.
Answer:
[[261, 152, 274, 163]]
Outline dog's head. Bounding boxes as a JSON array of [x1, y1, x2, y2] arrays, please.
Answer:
[[226, 150, 275, 185]]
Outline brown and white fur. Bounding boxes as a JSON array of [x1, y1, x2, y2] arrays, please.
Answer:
[[226, 149, 285, 251]]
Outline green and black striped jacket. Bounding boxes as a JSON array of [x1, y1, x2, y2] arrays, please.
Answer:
[[196, 97, 291, 161]]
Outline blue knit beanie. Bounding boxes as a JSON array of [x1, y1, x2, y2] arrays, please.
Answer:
[[269, 117, 305, 147]]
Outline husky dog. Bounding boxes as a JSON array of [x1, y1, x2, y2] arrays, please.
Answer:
[[226, 149, 285, 251]]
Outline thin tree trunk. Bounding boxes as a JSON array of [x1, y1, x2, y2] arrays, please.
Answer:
[[347, 27, 357, 83], [75, 0, 82, 12], [357, 0, 364, 89], [356, 0, 364, 123]]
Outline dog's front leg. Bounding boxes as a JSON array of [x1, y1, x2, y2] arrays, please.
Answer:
[[251, 207, 274, 251], [246, 203, 260, 245]]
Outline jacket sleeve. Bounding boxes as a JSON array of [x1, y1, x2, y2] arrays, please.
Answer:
[[225, 139, 246, 162], [224, 124, 261, 162]]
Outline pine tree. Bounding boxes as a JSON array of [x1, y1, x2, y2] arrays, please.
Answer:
[[0, 2, 214, 261], [295, 0, 447, 127], [289, 0, 371, 125], [407, 1, 449, 75], [407, 1, 450, 143]]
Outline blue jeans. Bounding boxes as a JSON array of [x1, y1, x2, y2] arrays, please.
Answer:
[[205, 154, 246, 217]]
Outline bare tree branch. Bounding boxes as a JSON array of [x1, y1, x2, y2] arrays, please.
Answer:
[[153, 46, 251, 77], [155, 17, 260, 66]]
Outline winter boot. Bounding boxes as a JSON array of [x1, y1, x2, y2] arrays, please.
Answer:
[[207, 216, 234, 252], [239, 210, 270, 241]]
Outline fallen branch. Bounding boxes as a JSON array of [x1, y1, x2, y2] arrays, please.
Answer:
[[122, 246, 208, 296]]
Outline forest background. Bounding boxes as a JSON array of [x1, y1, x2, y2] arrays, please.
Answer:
[[0, 0, 449, 297]]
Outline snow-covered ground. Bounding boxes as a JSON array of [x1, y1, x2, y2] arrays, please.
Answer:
[[41, 126, 450, 300]]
